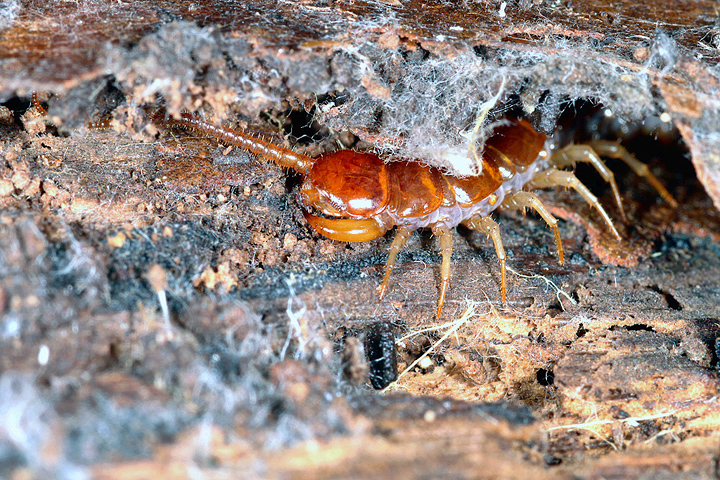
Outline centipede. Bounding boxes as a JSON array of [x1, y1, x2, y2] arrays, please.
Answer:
[[159, 110, 677, 318]]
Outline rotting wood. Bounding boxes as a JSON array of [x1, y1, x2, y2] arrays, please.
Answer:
[[1, 1, 720, 478]]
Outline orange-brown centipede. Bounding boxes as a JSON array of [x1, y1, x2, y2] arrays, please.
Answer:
[[161, 111, 677, 318]]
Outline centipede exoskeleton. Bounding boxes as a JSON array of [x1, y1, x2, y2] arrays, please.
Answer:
[[160, 111, 677, 318]]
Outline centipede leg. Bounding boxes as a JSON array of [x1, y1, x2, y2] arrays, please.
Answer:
[[464, 216, 506, 303], [530, 169, 621, 240], [587, 140, 678, 208], [431, 224, 453, 318], [503, 191, 564, 264], [378, 227, 413, 301], [549, 144, 627, 222]]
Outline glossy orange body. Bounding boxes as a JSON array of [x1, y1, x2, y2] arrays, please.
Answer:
[[299, 118, 547, 240], [165, 111, 676, 317]]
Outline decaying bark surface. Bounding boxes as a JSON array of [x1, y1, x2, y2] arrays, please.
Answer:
[[1, 1, 720, 479]]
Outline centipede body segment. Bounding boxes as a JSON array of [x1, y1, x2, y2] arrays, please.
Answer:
[[162, 112, 677, 318]]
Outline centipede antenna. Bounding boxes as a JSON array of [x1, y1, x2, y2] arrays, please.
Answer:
[[157, 111, 315, 174], [31, 92, 48, 116], [87, 118, 114, 130]]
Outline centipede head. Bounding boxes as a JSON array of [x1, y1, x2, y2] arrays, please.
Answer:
[[298, 150, 391, 242]]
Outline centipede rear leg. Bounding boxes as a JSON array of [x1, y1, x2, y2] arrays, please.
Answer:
[[586, 140, 679, 208], [548, 144, 627, 222], [530, 168, 621, 239]]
